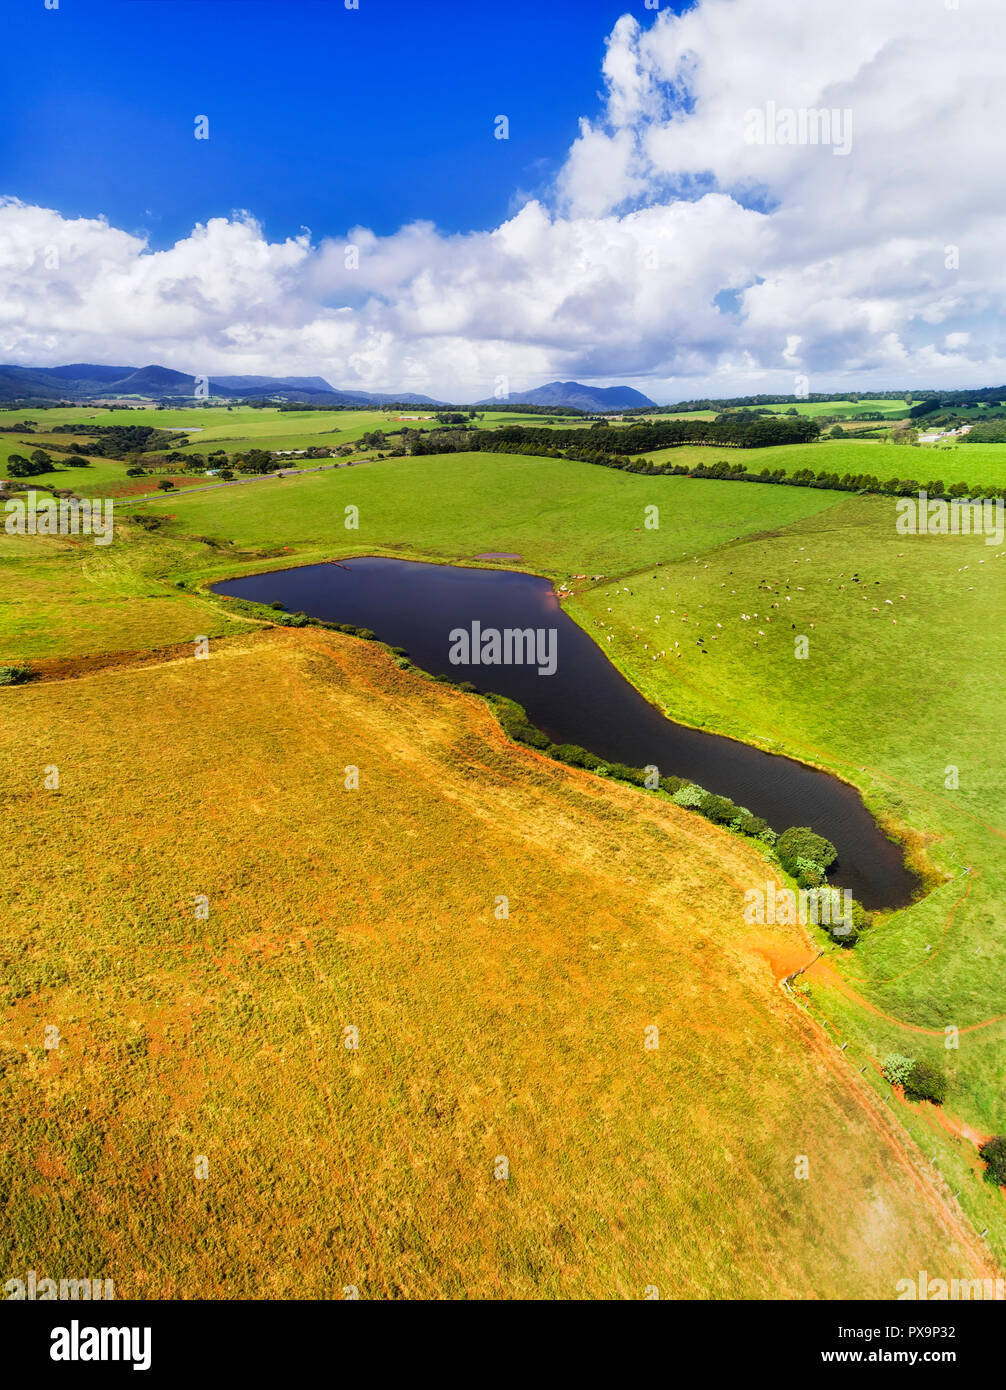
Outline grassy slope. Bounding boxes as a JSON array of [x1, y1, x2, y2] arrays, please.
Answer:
[[1, 455, 842, 663], [0, 627, 989, 1298], [130, 451, 845, 578], [565, 494, 1006, 1258], [643, 437, 1006, 489], [128, 452, 1006, 1264], [0, 525, 250, 662]]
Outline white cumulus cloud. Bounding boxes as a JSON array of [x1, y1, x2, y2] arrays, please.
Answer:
[[3, 0, 1006, 400]]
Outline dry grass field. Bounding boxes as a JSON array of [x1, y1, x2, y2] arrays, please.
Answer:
[[0, 627, 991, 1298]]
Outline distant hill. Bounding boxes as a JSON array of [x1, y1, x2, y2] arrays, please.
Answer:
[[0, 364, 662, 411], [477, 381, 658, 412], [0, 363, 444, 407], [210, 373, 336, 393]]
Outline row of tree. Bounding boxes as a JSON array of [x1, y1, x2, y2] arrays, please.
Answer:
[[5, 448, 89, 477], [49, 424, 182, 457]]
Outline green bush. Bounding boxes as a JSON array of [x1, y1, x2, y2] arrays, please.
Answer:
[[777, 826, 837, 879], [792, 856, 825, 888], [851, 902, 873, 934], [882, 1053, 916, 1087], [904, 1059, 947, 1105], [827, 920, 858, 947], [0, 666, 31, 687], [607, 761, 647, 786], [698, 792, 738, 825], [978, 1136, 1006, 1188], [672, 783, 705, 808], [553, 743, 602, 771], [513, 723, 550, 748]]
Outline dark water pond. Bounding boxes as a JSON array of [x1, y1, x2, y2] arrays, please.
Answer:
[[214, 556, 918, 909]]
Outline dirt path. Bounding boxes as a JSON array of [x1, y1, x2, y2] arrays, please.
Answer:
[[749, 918, 1002, 1279], [776, 965, 1000, 1280], [798, 949, 1006, 1038]]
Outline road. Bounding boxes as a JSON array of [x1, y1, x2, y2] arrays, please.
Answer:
[[124, 458, 364, 503]]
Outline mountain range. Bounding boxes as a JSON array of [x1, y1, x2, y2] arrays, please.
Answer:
[[477, 381, 658, 411], [0, 363, 441, 407], [0, 364, 659, 412]]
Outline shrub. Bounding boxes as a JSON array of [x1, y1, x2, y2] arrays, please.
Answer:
[[514, 723, 549, 748], [0, 666, 31, 686], [851, 902, 873, 934], [827, 918, 858, 947], [672, 783, 705, 808], [882, 1053, 916, 1087], [904, 1059, 947, 1105], [64, 454, 90, 468], [978, 1136, 1006, 1188], [698, 792, 738, 825], [157, 479, 174, 491], [777, 826, 837, 878], [553, 743, 601, 770], [658, 775, 683, 796], [792, 856, 825, 888], [608, 761, 647, 786], [735, 811, 769, 838]]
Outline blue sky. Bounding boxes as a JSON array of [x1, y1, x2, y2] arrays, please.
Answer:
[[3, 0, 674, 247], [0, 0, 997, 397]]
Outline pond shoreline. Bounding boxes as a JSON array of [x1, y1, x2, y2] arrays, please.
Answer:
[[210, 552, 924, 911]]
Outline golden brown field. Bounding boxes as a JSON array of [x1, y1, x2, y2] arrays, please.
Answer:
[[0, 627, 991, 1297]]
